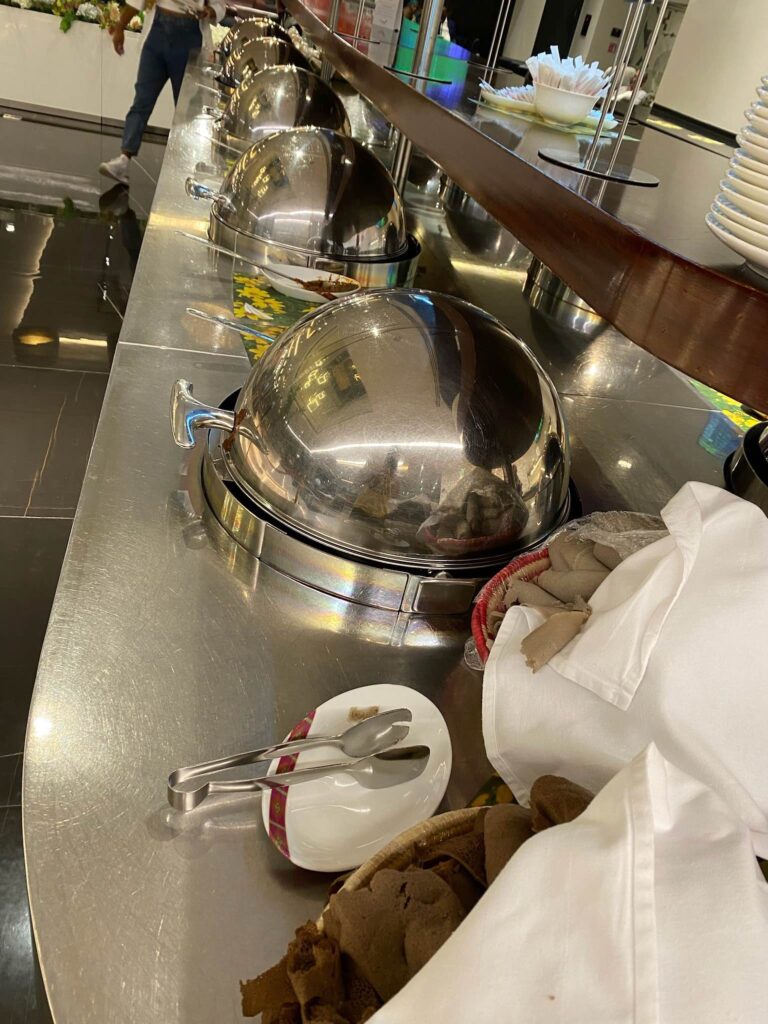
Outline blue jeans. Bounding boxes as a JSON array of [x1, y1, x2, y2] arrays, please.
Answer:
[[122, 9, 201, 155]]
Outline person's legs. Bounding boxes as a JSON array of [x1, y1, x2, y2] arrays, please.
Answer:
[[166, 19, 202, 103], [121, 26, 169, 157]]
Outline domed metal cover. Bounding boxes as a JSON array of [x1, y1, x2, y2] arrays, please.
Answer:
[[220, 67, 350, 147], [223, 38, 309, 86], [220, 17, 290, 60], [213, 128, 408, 259], [224, 290, 570, 570]]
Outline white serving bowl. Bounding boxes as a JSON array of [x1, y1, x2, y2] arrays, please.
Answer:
[[720, 178, 768, 222], [706, 211, 768, 277], [713, 194, 768, 237], [733, 148, 768, 174], [533, 82, 598, 126], [712, 201, 768, 249]]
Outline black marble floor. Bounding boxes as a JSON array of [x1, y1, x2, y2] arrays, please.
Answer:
[[0, 111, 164, 1023]]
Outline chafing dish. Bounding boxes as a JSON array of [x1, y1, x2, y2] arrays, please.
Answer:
[[171, 290, 571, 575], [214, 66, 350, 153], [186, 127, 420, 288], [218, 17, 290, 63], [219, 38, 310, 96]]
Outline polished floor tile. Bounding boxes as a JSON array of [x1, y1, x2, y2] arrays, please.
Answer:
[[0, 808, 53, 1024], [0, 367, 107, 517], [0, 518, 71, 755], [0, 754, 22, 808]]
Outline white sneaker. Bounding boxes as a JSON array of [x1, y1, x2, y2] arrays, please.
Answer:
[[99, 153, 130, 186]]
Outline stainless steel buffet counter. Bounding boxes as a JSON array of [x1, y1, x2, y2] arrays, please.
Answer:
[[23, 60, 741, 1024]]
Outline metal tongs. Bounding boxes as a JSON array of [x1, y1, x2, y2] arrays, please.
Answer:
[[168, 708, 414, 811]]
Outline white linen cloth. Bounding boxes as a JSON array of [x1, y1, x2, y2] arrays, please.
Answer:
[[369, 746, 768, 1024], [483, 482, 768, 854]]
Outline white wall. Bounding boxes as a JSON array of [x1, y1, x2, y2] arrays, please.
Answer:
[[502, 0, 546, 60], [579, 0, 628, 66], [0, 6, 174, 128], [655, 0, 768, 133]]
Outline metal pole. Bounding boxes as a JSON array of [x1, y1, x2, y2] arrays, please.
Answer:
[[582, 0, 641, 168], [351, 0, 366, 49], [391, 0, 445, 193], [607, 0, 650, 116], [321, 0, 342, 81], [595, 0, 667, 198], [481, 0, 514, 84]]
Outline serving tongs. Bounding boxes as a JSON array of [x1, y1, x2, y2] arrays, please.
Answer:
[[168, 708, 413, 811]]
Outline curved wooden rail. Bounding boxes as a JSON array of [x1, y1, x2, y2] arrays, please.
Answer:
[[285, 0, 768, 412]]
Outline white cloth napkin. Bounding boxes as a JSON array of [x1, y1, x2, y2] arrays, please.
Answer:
[[368, 746, 768, 1024], [483, 482, 768, 854]]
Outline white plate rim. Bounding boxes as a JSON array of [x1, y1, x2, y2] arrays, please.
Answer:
[[724, 169, 768, 200], [738, 127, 768, 151], [734, 139, 768, 166], [711, 204, 768, 249], [706, 211, 768, 275], [260, 684, 452, 872], [750, 101, 768, 121], [733, 148, 768, 173], [713, 195, 768, 238], [720, 180, 768, 222], [744, 109, 768, 135]]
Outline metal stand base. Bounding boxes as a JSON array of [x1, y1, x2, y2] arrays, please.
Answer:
[[538, 147, 660, 187]]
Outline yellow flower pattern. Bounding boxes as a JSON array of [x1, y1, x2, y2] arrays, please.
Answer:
[[232, 272, 318, 364]]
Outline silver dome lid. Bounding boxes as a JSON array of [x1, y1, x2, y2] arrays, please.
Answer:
[[223, 38, 310, 86], [224, 290, 570, 570], [220, 67, 349, 146], [220, 17, 290, 60], [212, 128, 408, 259]]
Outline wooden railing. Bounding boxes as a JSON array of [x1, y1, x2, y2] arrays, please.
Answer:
[[284, 0, 768, 413]]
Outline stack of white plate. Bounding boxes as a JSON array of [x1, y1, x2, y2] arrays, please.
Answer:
[[707, 75, 768, 277]]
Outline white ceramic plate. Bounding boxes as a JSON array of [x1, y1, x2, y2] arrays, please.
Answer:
[[478, 89, 616, 129], [733, 148, 768, 174], [720, 180, 768, 224], [720, 169, 768, 203], [479, 88, 534, 113], [739, 126, 768, 151], [260, 264, 360, 304], [712, 195, 768, 238], [750, 101, 768, 122], [743, 109, 768, 137], [735, 136, 768, 166], [706, 212, 768, 277], [757, 85, 768, 104], [711, 204, 768, 250], [261, 684, 452, 872], [729, 157, 768, 190]]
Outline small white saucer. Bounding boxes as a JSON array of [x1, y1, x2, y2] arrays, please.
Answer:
[[261, 684, 452, 872]]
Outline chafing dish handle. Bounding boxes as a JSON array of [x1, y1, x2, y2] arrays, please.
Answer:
[[170, 380, 236, 450], [185, 176, 225, 202], [202, 105, 224, 122]]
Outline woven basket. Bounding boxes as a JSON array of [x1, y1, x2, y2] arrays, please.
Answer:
[[319, 808, 485, 922], [470, 548, 551, 664]]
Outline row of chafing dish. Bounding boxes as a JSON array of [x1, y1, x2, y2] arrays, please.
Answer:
[[175, 16, 575, 612]]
